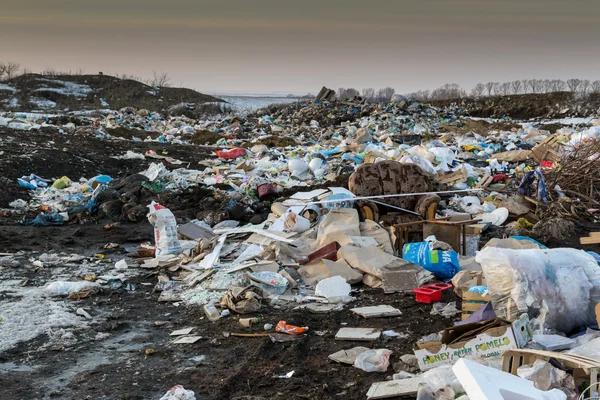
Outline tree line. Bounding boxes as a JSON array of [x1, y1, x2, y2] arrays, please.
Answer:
[[406, 79, 600, 102]]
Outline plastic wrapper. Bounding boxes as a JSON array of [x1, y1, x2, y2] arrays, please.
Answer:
[[275, 321, 308, 335], [353, 349, 392, 372], [476, 247, 600, 333], [430, 302, 460, 317]]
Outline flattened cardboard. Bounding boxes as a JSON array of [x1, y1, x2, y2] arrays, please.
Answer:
[[328, 346, 370, 364], [414, 315, 531, 371]]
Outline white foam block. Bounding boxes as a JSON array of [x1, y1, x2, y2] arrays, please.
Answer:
[[452, 358, 567, 400]]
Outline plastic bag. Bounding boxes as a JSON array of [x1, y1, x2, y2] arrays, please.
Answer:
[[517, 360, 574, 392], [430, 302, 460, 317], [147, 201, 181, 257], [416, 364, 463, 400], [159, 385, 196, 400], [353, 349, 392, 372], [276, 321, 309, 335], [45, 281, 101, 296], [215, 148, 246, 159], [403, 242, 460, 281], [476, 247, 600, 333]]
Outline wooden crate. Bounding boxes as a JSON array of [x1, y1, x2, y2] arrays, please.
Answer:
[[502, 349, 600, 397], [461, 290, 491, 320], [531, 135, 561, 163]]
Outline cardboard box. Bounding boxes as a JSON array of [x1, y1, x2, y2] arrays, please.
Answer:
[[414, 314, 531, 371]]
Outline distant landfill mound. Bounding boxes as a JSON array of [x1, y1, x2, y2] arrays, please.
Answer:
[[0, 73, 223, 114], [431, 91, 600, 120]]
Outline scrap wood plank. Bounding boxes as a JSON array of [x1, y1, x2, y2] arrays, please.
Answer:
[[531, 135, 561, 163], [477, 173, 493, 188], [435, 166, 467, 184], [366, 377, 425, 399], [580, 236, 600, 245]]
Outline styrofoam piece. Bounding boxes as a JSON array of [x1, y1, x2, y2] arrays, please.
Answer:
[[452, 358, 567, 400], [351, 305, 402, 318], [315, 276, 351, 299]]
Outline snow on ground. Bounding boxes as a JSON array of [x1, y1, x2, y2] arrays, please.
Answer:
[[0, 83, 17, 93], [0, 280, 86, 352], [219, 96, 300, 112], [35, 78, 93, 98], [29, 97, 57, 108], [2, 98, 19, 108], [538, 117, 596, 125]]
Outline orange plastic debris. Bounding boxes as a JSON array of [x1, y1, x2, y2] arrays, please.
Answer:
[[275, 321, 309, 335]]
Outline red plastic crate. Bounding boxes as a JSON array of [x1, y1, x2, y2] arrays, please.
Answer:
[[411, 283, 453, 303]]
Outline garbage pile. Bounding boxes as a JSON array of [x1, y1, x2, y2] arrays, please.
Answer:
[[3, 95, 600, 399]]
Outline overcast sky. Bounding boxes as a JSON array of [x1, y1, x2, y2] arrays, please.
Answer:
[[2, 0, 599, 95]]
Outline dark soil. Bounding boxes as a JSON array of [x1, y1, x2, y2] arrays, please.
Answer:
[[242, 135, 299, 148], [190, 130, 224, 145], [0, 126, 212, 208], [0, 221, 450, 400]]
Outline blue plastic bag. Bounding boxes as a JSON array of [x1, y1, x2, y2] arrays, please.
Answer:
[[402, 242, 460, 281]]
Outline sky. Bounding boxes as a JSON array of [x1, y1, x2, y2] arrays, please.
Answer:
[[1, 0, 599, 95]]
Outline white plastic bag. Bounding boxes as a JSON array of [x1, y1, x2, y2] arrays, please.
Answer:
[[353, 349, 392, 372], [476, 247, 600, 333], [159, 385, 196, 400], [416, 364, 463, 400], [45, 281, 101, 296], [147, 201, 181, 257]]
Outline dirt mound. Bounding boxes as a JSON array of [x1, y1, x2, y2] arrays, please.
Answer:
[[432, 92, 600, 119], [242, 135, 299, 148], [190, 130, 224, 145], [0, 74, 222, 114]]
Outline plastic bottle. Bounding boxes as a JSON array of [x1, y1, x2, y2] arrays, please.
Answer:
[[203, 302, 221, 322], [239, 318, 260, 327]]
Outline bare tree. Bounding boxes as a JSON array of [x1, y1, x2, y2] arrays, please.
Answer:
[[580, 79, 591, 94], [376, 87, 395, 102], [510, 80, 522, 94], [527, 79, 543, 93], [542, 79, 552, 93], [362, 88, 375, 101], [491, 82, 500, 96], [484, 82, 494, 96], [5, 61, 20, 79], [151, 70, 171, 87], [338, 88, 360, 100], [521, 79, 529, 93], [499, 82, 511, 95], [0, 63, 6, 81], [471, 83, 485, 98], [430, 83, 466, 100], [566, 78, 581, 92], [591, 80, 600, 93]]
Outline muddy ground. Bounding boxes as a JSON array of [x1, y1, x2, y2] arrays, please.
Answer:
[[0, 223, 450, 400], [0, 126, 451, 400]]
